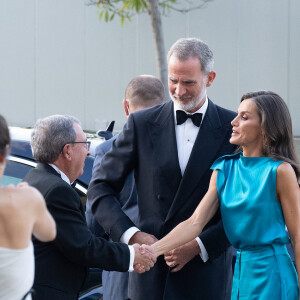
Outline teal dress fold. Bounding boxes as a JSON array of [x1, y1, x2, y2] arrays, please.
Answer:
[[211, 152, 299, 300]]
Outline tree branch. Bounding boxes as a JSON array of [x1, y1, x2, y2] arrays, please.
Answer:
[[161, 0, 214, 14]]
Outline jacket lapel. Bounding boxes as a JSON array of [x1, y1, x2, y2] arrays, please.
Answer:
[[147, 101, 182, 194], [36, 163, 85, 216], [165, 100, 231, 221]]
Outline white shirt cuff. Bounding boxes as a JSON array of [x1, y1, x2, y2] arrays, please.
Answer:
[[120, 227, 140, 244], [196, 237, 209, 262], [128, 245, 135, 272]]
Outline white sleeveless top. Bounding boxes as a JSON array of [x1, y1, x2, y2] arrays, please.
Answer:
[[0, 241, 34, 300]]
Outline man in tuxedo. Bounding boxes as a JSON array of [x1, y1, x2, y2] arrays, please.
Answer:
[[87, 38, 237, 300], [86, 75, 165, 300], [23, 115, 155, 300]]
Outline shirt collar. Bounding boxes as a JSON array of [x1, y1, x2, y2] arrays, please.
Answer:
[[49, 163, 71, 185], [173, 96, 208, 122]]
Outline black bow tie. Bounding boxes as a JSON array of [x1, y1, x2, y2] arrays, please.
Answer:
[[176, 110, 203, 127]]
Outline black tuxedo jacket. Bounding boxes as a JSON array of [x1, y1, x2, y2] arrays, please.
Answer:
[[88, 99, 237, 300], [24, 163, 130, 300]]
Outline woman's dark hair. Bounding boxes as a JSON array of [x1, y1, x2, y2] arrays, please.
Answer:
[[240, 91, 299, 180], [0, 114, 10, 155]]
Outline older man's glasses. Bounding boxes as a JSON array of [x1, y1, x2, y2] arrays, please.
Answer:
[[60, 141, 91, 153]]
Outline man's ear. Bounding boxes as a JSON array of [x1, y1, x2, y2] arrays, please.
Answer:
[[206, 71, 216, 87], [0, 153, 5, 164], [122, 99, 130, 117], [62, 144, 72, 161]]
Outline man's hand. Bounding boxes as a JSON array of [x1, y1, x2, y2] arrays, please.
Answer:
[[164, 240, 200, 272], [133, 243, 156, 273], [129, 231, 158, 246]]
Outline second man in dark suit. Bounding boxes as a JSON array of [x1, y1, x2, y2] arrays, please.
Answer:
[[86, 75, 165, 300]]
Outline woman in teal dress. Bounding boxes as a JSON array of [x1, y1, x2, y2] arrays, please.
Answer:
[[148, 91, 300, 299]]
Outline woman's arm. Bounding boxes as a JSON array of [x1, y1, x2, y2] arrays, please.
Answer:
[[151, 170, 219, 257], [277, 163, 300, 293], [26, 186, 57, 242]]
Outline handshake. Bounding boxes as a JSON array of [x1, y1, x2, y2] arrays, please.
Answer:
[[132, 243, 157, 273], [130, 231, 159, 274]]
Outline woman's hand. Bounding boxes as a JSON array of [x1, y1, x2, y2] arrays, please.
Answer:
[[140, 244, 158, 261]]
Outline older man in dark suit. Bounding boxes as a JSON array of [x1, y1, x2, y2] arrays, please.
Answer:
[[24, 115, 155, 300], [88, 38, 237, 300], [86, 75, 165, 300]]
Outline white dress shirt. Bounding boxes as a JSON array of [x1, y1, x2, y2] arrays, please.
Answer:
[[49, 164, 135, 271], [173, 98, 209, 262]]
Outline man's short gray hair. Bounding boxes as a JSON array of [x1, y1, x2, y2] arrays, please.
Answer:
[[125, 75, 165, 108], [31, 115, 80, 163], [167, 38, 214, 74]]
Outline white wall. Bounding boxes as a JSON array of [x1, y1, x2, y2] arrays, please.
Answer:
[[0, 0, 299, 135]]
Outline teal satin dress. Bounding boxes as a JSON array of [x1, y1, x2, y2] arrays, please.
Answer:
[[211, 152, 299, 299]]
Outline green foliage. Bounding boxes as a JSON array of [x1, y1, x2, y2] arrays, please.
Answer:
[[160, 0, 176, 9], [94, 0, 212, 25], [96, 0, 149, 26], [95, 0, 183, 25]]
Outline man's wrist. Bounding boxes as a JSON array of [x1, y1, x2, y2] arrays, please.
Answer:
[[120, 227, 140, 244], [128, 245, 135, 272], [196, 237, 209, 262]]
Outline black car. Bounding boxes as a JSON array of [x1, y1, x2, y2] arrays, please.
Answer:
[[1, 127, 105, 300]]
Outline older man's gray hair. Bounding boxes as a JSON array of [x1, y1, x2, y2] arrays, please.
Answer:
[[167, 37, 214, 75], [31, 115, 80, 164]]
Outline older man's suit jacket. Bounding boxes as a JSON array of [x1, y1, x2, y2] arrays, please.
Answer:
[[24, 163, 130, 300], [88, 99, 237, 300]]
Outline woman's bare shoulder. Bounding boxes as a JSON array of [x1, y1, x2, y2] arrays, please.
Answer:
[[16, 183, 44, 203], [0, 183, 43, 207], [277, 162, 299, 195], [277, 162, 297, 181]]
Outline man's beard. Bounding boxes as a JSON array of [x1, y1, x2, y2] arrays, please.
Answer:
[[170, 93, 202, 112]]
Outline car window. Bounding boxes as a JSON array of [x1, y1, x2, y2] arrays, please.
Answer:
[[0, 160, 33, 186], [0, 175, 22, 186], [76, 187, 88, 207]]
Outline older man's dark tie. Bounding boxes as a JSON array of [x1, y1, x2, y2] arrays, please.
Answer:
[[176, 110, 203, 127], [71, 181, 77, 189]]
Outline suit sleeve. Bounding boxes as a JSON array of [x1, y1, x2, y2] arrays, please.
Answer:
[[85, 143, 111, 238], [87, 115, 137, 242], [47, 184, 130, 271], [92, 142, 107, 173]]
